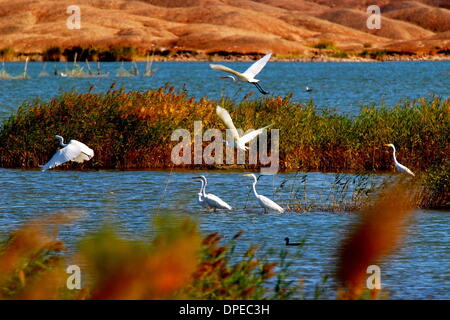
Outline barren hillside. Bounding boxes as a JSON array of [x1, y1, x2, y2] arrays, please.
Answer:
[[0, 0, 448, 58]]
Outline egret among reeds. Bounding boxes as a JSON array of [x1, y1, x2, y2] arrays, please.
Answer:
[[210, 53, 272, 94], [192, 176, 233, 211], [41, 135, 94, 171], [243, 174, 284, 213], [384, 144, 415, 176], [216, 105, 272, 151]]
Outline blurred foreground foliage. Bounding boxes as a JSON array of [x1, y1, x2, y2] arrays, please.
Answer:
[[0, 176, 420, 300], [0, 215, 301, 300]]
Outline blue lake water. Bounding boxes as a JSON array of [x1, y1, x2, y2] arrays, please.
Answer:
[[0, 61, 449, 120], [0, 61, 449, 299]]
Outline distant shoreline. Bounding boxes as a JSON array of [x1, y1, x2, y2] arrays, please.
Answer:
[[2, 56, 449, 63], [0, 44, 450, 62]]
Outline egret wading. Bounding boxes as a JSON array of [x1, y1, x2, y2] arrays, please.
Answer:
[[192, 176, 209, 209], [216, 105, 272, 152], [210, 53, 272, 94], [192, 176, 232, 211], [243, 174, 284, 213], [41, 135, 94, 171], [384, 144, 415, 176]]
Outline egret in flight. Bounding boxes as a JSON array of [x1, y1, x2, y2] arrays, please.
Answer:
[[210, 53, 272, 94], [216, 105, 272, 151], [192, 176, 232, 211], [384, 144, 415, 176], [41, 135, 94, 171], [243, 174, 284, 213]]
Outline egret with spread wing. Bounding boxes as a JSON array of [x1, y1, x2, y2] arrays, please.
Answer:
[[384, 144, 415, 176], [192, 176, 232, 211], [41, 135, 94, 171], [210, 53, 272, 94], [216, 106, 272, 151], [243, 174, 284, 213]]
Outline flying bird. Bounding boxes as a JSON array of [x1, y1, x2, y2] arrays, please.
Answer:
[[243, 173, 284, 213], [384, 144, 415, 176], [192, 176, 232, 211], [210, 53, 272, 94], [216, 105, 272, 151], [41, 135, 94, 171]]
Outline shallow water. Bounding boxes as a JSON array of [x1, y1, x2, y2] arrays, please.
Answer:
[[0, 61, 449, 120], [0, 169, 449, 299]]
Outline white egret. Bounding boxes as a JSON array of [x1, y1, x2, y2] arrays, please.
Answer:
[[243, 174, 284, 213], [192, 176, 232, 211], [216, 105, 272, 151], [210, 53, 272, 94], [384, 144, 415, 176], [192, 176, 210, 209], [41, 135, 94, 171]]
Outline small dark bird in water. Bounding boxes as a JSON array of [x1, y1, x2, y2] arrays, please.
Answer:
[[284, 237, 301, 246], [305, 86, 313, 92]]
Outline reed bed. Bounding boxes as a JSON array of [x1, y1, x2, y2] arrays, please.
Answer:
[[0, 86, 448, 208]]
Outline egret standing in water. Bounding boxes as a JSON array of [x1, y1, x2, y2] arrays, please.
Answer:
[[192, 176, 210, 209], [210, 53, 272, 94], [243, 174, 284, 213], [384, 144, 415, 176], [192, 176, 232, 211], [216, 105, 272, 151], [41, 135, 94, 171]]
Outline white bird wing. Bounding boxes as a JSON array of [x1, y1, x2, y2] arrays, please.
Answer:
[[216, 106, 240, 141], [239, 124, 273, 145], [41, 140, 93, 171], [205, 193, 233, 210], [258, 194, 284, 213], [42, 144, 82, 171], [70, 140, 94, 162], [210, 64, 243, 78], [242, 53, 272, 79]]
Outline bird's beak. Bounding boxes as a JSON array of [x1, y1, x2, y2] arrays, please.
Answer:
[[191, 176, 203, 179], [243, 174, 251, 177], [383, 144, 389, 147]]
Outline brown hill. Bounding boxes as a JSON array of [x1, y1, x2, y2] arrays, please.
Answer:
[[0, 0, 448, 58], [319, 8, 435, 40], [384, 4, 450, 32]]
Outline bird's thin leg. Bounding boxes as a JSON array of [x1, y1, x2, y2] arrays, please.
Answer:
[[252, 82, 269, 95]]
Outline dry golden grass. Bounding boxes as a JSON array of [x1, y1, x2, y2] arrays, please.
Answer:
[[336, 177, 419, 299]]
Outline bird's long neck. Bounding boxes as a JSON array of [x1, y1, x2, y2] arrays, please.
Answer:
[[251, 176, 258, 197], [202, 178, 207, 196], [58, 137, 67, 147], [198, 180, 205, 196], [391, 146, 398, 164]]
